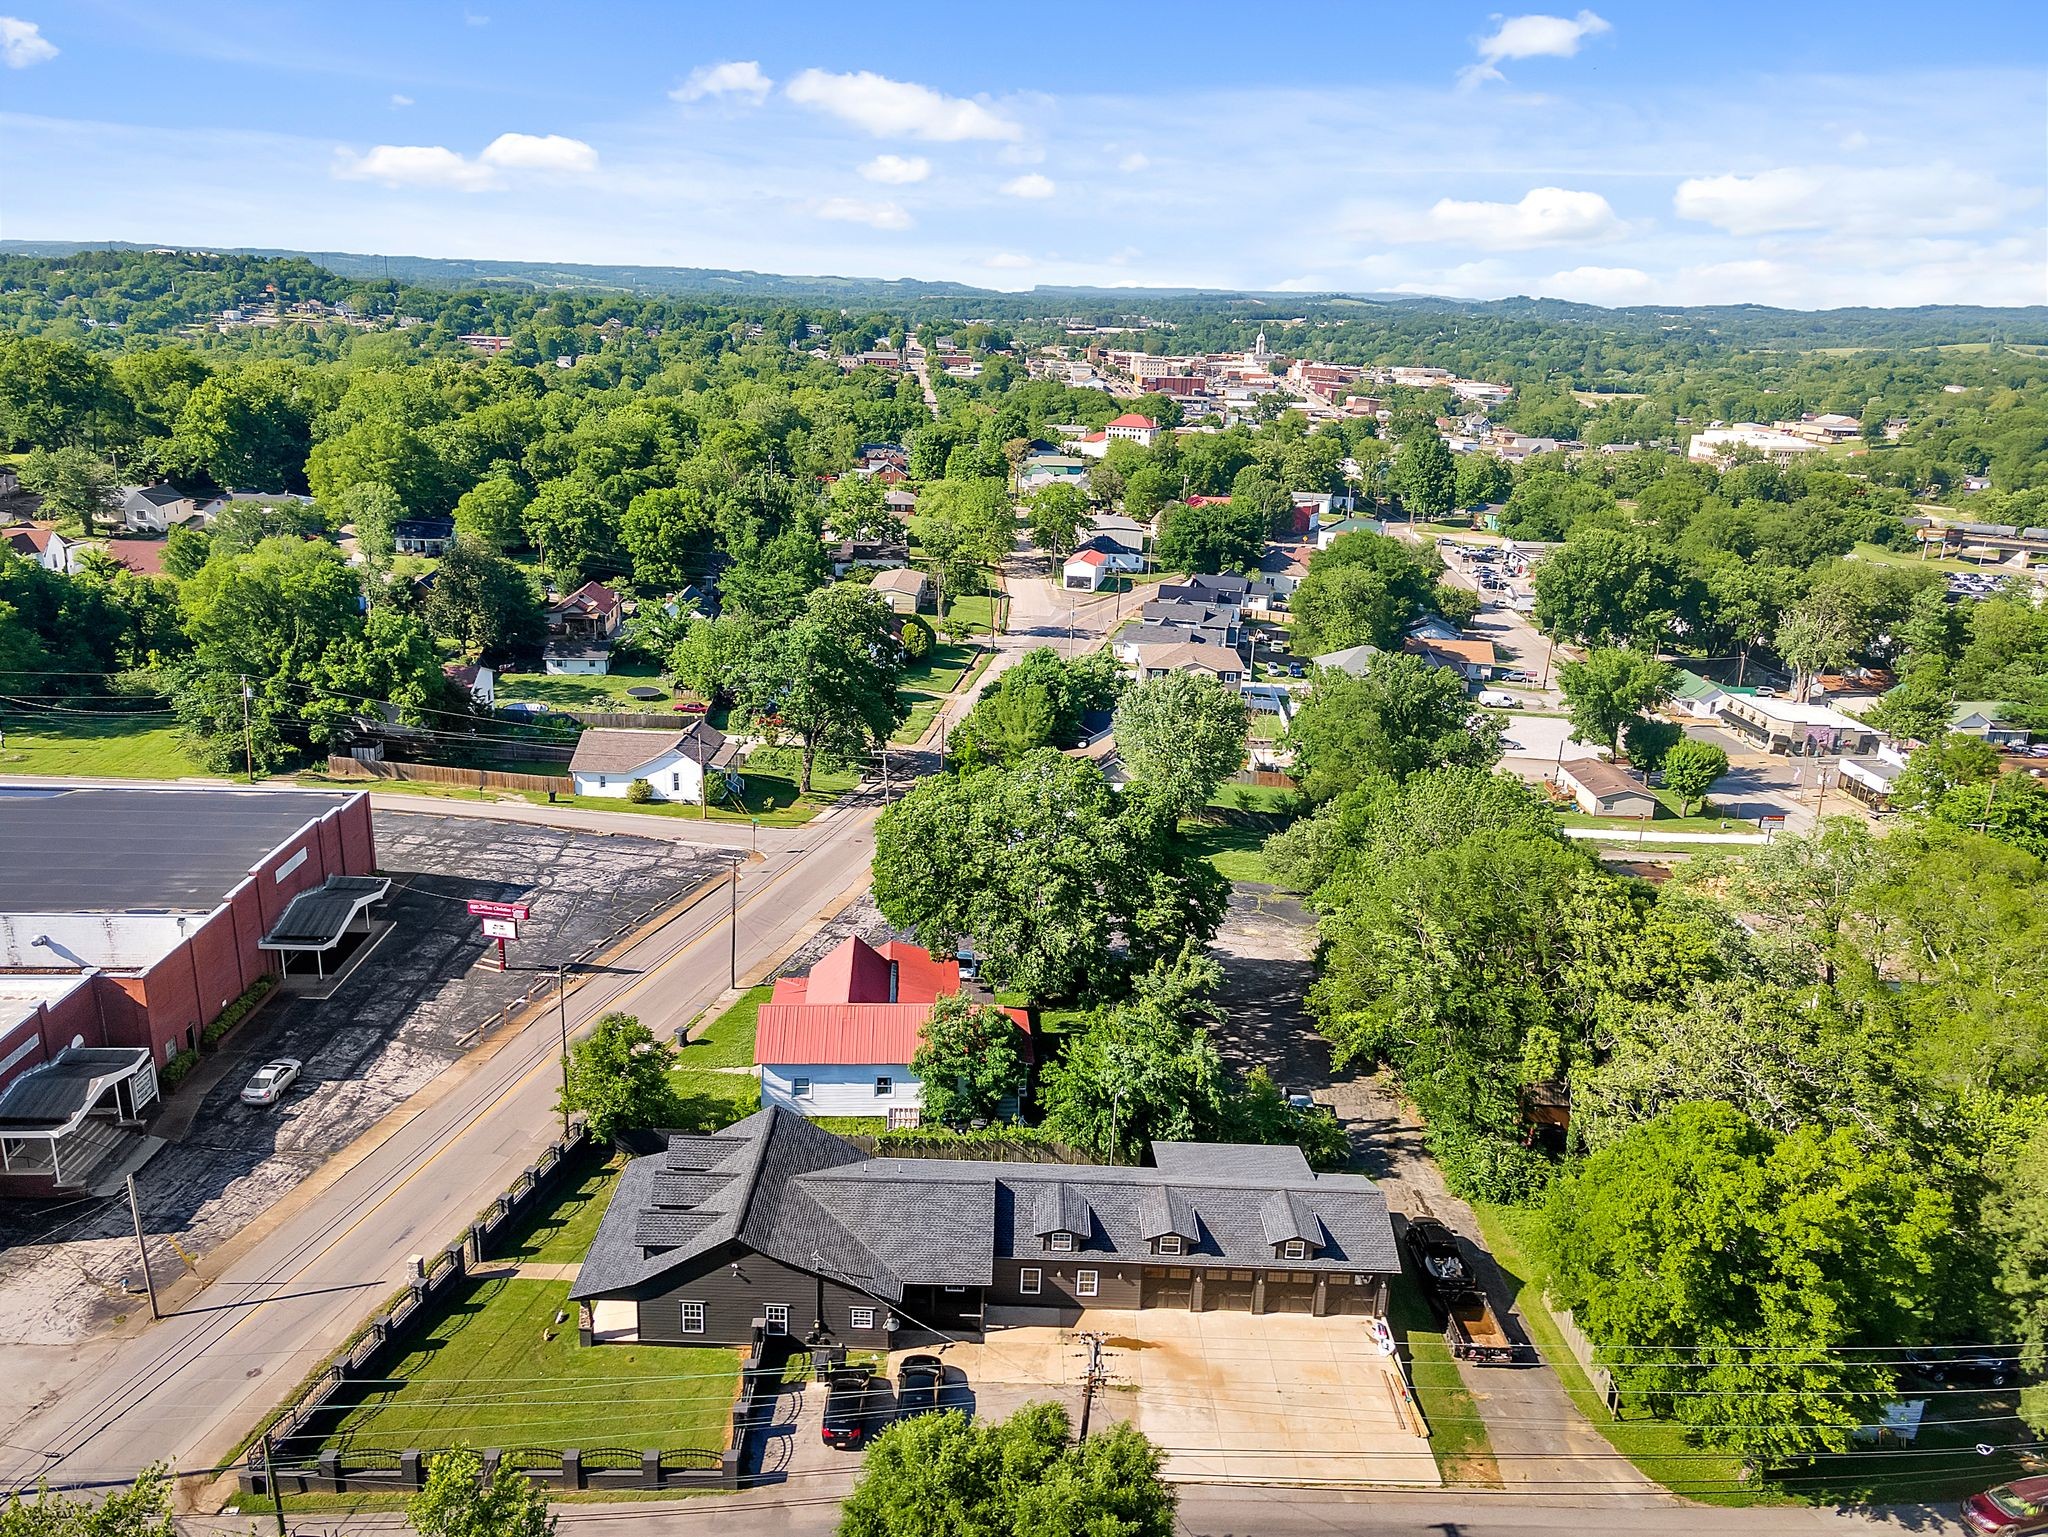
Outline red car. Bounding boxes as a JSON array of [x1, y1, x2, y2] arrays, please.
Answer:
[[1964, 1478, 2048, 1535]]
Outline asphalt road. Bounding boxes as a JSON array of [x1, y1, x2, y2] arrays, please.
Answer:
[[0, 790, 886, 1500], [175, 1484, 1962, 1536]]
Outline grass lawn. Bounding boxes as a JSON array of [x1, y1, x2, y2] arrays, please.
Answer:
[[322, 1277, 738, 1456], [1849, 540, 1994, 576], [1178, 818, 1274, 884], [1557, 784, 1736, 835], [811, 1116, 889, 1135], [901, 640, 978, 697], [495, 658, 671, 710], [938, 593, 996, 634], [0, 716, 212, 779], [1207, 781, 1301, 814], [499, 1153, 621, 1265], [891, 697, 942, 745], [1249, 712, 1284, 742], [1386, 1272, 1500, 1487], [680, 986, 768, 1065]]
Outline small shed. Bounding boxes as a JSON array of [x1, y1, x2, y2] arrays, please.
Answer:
[[1559, 759, 1658, 819]]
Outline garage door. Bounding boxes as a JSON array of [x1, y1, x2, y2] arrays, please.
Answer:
[[1141, 1267, 1193, 1309], [1201, 1269, 1256, 1311], [1263, 1272, 1317, 1315], [1325, 1273, 1380, 1316]]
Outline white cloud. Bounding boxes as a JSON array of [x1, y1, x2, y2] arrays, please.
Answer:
[[785, 68, 1021, 142], [1, 16, 58, 68], [1118, 151, 1150, 173], [478, 132, 599, 175], [1001, 172, 1056, 200], [671, 60, 772, 104], [335, 144, 496, 190], [1460, 9, 1610, 88], [1414, 186, 1622, 248], [462, 9, 488, 24], [983, 251, 1033, 269], [333, 133, 597, 190], [1539, 265, 1654, 303], [389, 93, 413, 108], [814, 196, 911, 230], [859, 153, 929, 185], [1674, 165, 2023, 238]]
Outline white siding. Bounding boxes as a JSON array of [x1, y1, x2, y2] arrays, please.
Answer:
[[571, 749, 704, 802], [760, 1062, 921, 1118]]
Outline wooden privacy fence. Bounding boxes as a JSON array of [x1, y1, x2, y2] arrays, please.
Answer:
[[326, 756, 572, 795]]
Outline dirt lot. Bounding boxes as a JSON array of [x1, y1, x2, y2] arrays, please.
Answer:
[[0, 813, 724, 1348]]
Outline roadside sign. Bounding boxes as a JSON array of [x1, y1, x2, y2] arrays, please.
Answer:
[[466, 900, 531, 921], [480, 917, 518, 939]]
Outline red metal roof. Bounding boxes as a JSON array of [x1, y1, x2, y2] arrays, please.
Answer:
[[758, 935, 1028, 1064], [1107, 412, 1158, 429]]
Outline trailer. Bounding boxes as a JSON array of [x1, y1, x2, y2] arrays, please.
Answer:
[[1444, 1290, 1518, 1365], [1404, 1217, 1518, 1365]]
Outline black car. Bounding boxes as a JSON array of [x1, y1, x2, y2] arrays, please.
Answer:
[[1403, 1216, 1474, 1307], [1286, 662, 1306, 678], [821, 1371, 877, 1448], [1903, 1350, 2019, 1390], [896, 1354, 945, 1416]]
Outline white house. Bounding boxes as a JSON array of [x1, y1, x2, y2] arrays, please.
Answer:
[[3, 526, 71, 573], [119, 485, 197, 534], [1062, 538, 1144, 591], [752, 936, 1031, 1127], [543, 640, 612, 675], [1104, 412, 1161, 448], [567, 723, 736, 802], [442, 663, 495, 708]]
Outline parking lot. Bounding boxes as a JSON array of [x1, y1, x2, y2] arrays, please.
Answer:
[[0, 812, 724, 1348]]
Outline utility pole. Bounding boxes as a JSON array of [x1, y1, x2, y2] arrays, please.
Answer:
[[1076, 1332, 1106, 1440], [125, 1174, 159, 1321], [240, 676, 254, 782], [728, 855, 740, 989], [261, 1430, 286, 1536], [556, 962, 570, 1137]]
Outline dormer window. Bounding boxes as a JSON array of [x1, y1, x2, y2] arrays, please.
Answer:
[[1156, 1234, 1184, 1256], [1280, 1239, 1307, 1261], [1049, 1231, 1075, 1253]]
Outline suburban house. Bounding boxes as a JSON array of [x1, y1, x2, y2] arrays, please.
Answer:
[[1559, 759, 1660, 819], [1062, 538, 1144, 592], [442, 662, 495, 707], [119, 484, 197, 533], [827, 536, 908, 576], [544, 640, 612, 676], [1017, 454, 1090, 495], [1948, 701, 2030, 748], [1088, 512, 1149, 550], [867, 567, 931, 614], [544, 581, 624, 674], [1311, 643, 1381, 677], [753, 934, 1030, 1126], [1716, 693, 1878, 757], [1157, 572, 1249, 608], [567, 1106, 1401, 1348], [1131, 640, 1246, 685], [1401, 633, 1496, 682], [3, 526, 71, 573], [567, 723, 736, 802], [1669, 669, 1728, 721], [1141, 598, 1242, 647], [1104, 412, 1161, 448], [1315, 516, 1383, 549], [392, 517, 457, 556], [1255, 544, 1311, 600]]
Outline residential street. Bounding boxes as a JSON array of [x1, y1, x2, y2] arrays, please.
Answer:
[[0, 791, 888, 1502]]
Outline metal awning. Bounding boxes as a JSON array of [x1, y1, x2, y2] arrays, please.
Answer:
[[260, 875, 390, 976], [0, 1046, 159, 1185]]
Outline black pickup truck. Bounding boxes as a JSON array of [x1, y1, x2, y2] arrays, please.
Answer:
[[1404, 1217, 1518, 1366]]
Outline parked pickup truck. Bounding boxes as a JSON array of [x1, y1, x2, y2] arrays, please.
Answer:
[[1404, 1217, 1518, 1365]]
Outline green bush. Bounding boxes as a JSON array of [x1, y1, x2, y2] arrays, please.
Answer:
[[1427, 1125, 1554, 1203], [625, 777, 655, 804], [900, 614, 934, 660], [201, 973, 279, 1048], [160, 1048, 199, 1092]]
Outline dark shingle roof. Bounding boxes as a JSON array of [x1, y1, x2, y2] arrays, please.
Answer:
[[571, 1109, 1400, 1303]]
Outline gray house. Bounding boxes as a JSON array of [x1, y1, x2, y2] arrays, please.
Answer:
[[568, 1108, 1399, 1350]]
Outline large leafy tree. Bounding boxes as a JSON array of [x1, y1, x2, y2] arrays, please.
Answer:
[[1557, 646, 1675, 754], [840, 1404, 1174, 1537], [1542, 1102, 1954, 1463], [1111, 672, 1250, 816], [164, 362, 322, 491], [620, 485, 715, 593], [1989, 1122, 2048, 1434], [1027, 481, 1090, 559], [739, 583, 904, 791], [425, 539, 546, 659], [1391, 429, 1455, 521], [17, 446, 120, 537], [1288, 530, 1441, 655], [1288, 652, 1502, 800], [1659, 737, 1728, 816], [872, 751, 1228, 999], [1532, 527, 1692, 649], [407, 1447, 555, 1537], [1152, 497, 1265, 575], [908, 993, 1029, 1128], [558, 1013, 678, 1142], [451, 472, 530, 553], [0, 1462, 177, 1537]]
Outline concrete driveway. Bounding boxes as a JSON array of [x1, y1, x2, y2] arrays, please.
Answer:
[[903, 1307, 1439, 1487]]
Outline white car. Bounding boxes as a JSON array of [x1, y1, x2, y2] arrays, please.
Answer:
[[240, 1058, 304, 1106], [1476, 689, 1520, 708]]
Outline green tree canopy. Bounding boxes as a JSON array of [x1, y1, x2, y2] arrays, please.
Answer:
[[1288, 531, 1441, 655], [1110, 672, 1250, 817], [407, 1447, 556, 1537], [739, 583, 904, 791], [1287, 652, 1502, 800], [908, 993, 1029, 1129], [1557, 646, 1675, 754], [558, 1012, 679, 1142]]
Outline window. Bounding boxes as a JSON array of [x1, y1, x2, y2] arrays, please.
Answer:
[[671, 772, 681, 791], [791, 1077, 811, 1098], [597, 776, 608, 789], [850, 1307, 876, 1330], [1280, 1239, 1307, 1261], [679, 1301, 705, 1334], [1156, 1235, 1183, 1256], [1019, 1268, 1042, 1296], [874, 1076, 892, 1097], [1048, 1232, 1075, 1253], [1077, 1270, 1099, 1298], [763, 1304, 789, 1335]]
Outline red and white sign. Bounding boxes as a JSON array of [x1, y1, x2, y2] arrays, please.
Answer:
[[466, 900, 531, 921], [481, 917, 519, 939]]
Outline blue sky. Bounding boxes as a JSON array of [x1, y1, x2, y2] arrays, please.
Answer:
[[3, 2, 2044, 308]]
